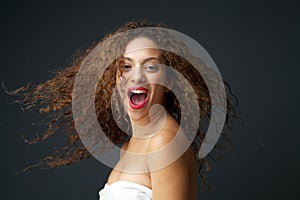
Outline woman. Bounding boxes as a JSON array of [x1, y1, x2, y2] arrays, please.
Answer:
[[98, 36, 197, 200], [9, 21, 239, 200]]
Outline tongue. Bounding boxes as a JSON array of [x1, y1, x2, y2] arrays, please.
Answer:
[[131, 93, 147, 105]]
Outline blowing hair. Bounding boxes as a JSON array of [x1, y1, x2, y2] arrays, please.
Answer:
[[6, 21, 240, 189]]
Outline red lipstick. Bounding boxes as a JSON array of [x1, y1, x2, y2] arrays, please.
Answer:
[[127, 86, 149, 109]]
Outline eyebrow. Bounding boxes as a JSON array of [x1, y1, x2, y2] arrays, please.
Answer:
[[123, 57, 161, 65]]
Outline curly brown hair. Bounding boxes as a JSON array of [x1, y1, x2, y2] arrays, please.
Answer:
[[6, 21, 239, 188]]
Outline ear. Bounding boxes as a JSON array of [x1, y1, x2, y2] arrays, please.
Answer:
[[165, 78, 174, 92]]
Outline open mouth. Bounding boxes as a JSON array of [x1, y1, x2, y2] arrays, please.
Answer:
[[127, 87, 149, 109]]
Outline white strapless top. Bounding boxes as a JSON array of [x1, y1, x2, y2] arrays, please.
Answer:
[[99, 180, 152, 200]]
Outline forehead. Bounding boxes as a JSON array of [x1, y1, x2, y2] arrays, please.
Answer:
[[124, 37, 161, 59]]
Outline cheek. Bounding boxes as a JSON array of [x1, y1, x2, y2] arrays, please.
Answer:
[[116, 74, 127, 86], [148, 72, 167, 84], [150, 85, 166, 99], [115, 76, 127, 98]]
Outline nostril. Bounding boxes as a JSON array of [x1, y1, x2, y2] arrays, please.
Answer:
[[139, 75, 146, 83], [131, 75, 146, 83]]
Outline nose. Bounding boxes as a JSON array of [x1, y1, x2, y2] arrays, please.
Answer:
[[130, 66, 146, 84]]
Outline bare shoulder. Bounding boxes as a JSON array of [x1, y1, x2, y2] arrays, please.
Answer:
[[147, 113, 195, 176], [147, 115, 197, 200], [148, 114, 179, 152]]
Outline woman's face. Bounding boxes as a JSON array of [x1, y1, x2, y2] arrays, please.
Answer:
[[116, 37, 168, 123]]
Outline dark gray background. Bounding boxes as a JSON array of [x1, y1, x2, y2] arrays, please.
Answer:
[[0, 0, 299, 199]]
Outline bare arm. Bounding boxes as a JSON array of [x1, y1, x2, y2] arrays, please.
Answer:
[[148, 129, 195, 200], [151, 156, 192, 199]]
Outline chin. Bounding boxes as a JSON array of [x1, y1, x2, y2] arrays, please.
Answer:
[[126, 106, 149, 122]]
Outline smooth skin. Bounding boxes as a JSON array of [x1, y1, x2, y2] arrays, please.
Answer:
[[107, 37, 197, 200]]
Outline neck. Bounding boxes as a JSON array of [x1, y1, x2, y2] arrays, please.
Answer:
[[130, 104, 167, 139]]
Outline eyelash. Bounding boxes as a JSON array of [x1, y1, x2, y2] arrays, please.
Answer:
[[122, 64, 159, 72], [123, 65, 132, 71], [144, 65, 159, 72]]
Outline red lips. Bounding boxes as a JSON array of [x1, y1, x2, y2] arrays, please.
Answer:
[[127, 86, 149, 109]]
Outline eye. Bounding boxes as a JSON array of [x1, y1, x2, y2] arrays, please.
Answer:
[[122, 64, 132, 72], [144, 65, 159, 72]]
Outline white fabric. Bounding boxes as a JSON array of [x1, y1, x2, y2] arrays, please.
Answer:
[[99, 180, 152, 200]]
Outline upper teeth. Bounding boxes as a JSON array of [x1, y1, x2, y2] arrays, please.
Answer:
[[131, 90, 146, 94]]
